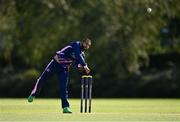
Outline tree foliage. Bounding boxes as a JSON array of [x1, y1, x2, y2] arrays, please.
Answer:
[[0, 0, 180, 97]]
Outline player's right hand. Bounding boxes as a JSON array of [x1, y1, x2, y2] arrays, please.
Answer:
[[84, 66, 90, 74]]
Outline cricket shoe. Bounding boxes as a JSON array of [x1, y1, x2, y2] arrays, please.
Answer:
[[28, 95, 35, 103], [63, 107, 72, 113]]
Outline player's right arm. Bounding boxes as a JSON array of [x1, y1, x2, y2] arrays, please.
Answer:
[[71, 42, 90, 74]]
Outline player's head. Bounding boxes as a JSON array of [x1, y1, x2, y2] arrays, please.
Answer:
[[81, 38, 91, 51]]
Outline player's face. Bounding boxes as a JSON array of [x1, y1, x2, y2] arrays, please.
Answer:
[[83, 41, 91, 50]]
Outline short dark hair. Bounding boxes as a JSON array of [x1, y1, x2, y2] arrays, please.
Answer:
[[82, 38, 91, 43]]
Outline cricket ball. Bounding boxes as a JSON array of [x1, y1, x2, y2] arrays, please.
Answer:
[[147, 7, 152, 13]]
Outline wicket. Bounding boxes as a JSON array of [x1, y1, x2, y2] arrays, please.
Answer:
[[80, 75, 93, 113]]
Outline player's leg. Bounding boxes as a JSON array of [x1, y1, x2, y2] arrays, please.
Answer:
[[57, 68, 72, 113], [28, 59, 56, 102]]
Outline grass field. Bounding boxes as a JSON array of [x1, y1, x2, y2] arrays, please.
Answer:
[[0, 99, 180, 121]]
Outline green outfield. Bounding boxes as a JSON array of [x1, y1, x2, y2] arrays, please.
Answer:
[[0, 99, 180, 121]]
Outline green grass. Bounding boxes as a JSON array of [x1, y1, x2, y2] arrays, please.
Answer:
[[1, 99, 180, 121]]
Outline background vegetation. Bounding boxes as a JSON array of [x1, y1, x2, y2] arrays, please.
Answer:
[[0, 0, 180, 98]]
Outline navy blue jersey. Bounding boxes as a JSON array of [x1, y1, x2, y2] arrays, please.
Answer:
[[56, 41, 86, 68]]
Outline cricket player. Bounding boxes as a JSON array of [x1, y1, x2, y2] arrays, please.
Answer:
[[28, 38, 91, 113]]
